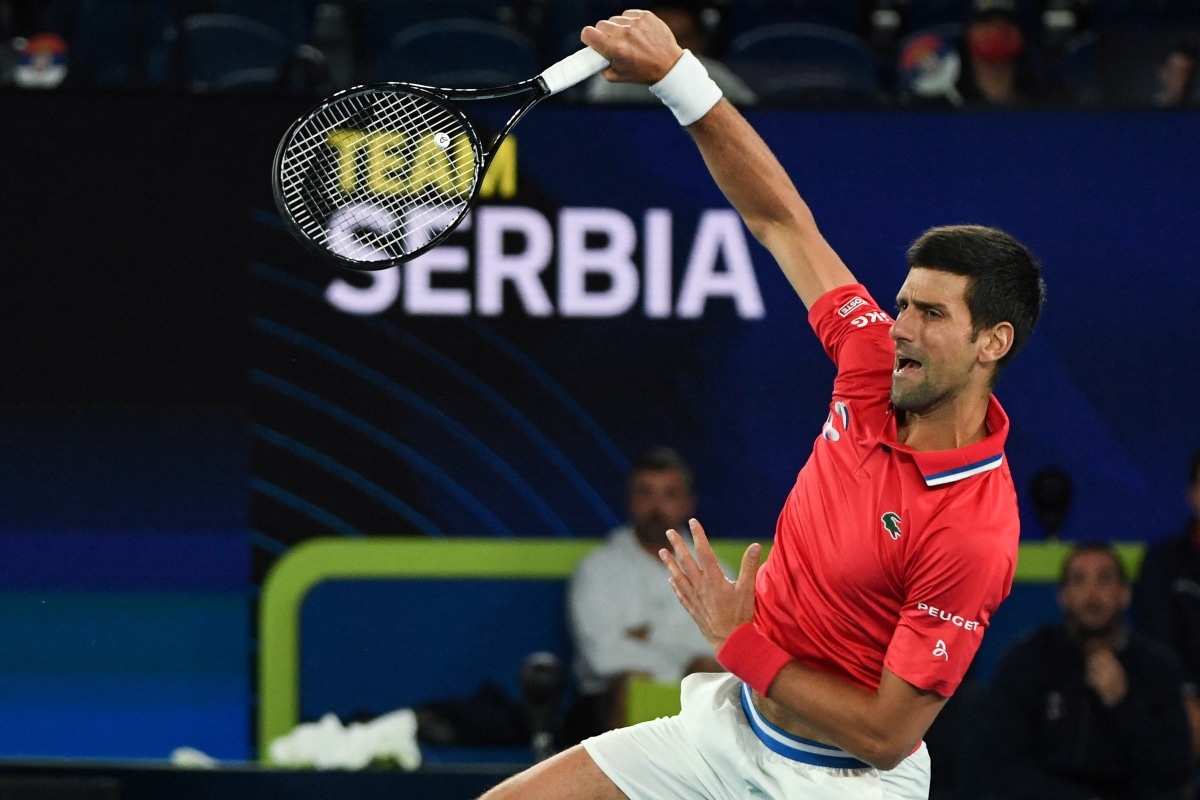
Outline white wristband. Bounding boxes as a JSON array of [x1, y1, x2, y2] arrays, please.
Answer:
[[650, 49, 723, 126]]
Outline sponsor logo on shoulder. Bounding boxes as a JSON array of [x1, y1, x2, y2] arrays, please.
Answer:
[[837, 296, 868, 317], [821, 401, 850, 442], [933, 639, 949, 660], [849, 310, 892, 328], [916, 602, 982, 631]]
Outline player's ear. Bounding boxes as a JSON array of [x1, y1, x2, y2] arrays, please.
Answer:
[[976, 321, 1014, 367]]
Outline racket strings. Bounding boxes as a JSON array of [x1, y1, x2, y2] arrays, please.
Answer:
[[277, 89, 480, 263]]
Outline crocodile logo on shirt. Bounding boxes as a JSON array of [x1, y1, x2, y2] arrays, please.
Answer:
[[881, 511, 902, 540]]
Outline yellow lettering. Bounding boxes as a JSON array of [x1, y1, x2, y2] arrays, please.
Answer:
[[328, 129, 482, 200], [366, 131, 410, 198], [407, 132, 475, 199], [479, 136, 517, 199], [327, 129, 368, 195], [449, 134, 476, 197]]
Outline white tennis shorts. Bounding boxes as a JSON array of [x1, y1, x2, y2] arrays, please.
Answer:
[[582, 672, 931, 800]]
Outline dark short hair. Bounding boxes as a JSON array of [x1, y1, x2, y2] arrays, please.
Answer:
[[631, 446, 695, 493], [906, 224, 1046, 381], [1059, 540, 1127, 587], [1189, 449, 1200, 489]]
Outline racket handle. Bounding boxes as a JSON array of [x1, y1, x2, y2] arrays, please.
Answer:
[[539, 47, 610, 95]]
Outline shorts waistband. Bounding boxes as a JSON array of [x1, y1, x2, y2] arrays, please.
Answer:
[[739, 683, 871, 770]]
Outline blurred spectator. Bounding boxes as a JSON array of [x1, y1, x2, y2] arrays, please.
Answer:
[[1156, 42, 1198, 109], [956, 0, 1048, 108], [898, 30, 965, 106], [12, 30, 67, 88], [1136, 449, 1200, 760], [981, 541, 1193, 800], [562, 446, 728, 745], [584, 1, 756, 106]]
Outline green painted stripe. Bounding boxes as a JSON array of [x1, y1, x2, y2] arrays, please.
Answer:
[[257, 538, 1145, 758]]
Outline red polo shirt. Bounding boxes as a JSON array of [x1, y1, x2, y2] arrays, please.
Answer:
[[753, 284, 1020, 697]]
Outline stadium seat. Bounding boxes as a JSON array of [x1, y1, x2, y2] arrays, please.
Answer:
[[215, 0, 311, 46], [363, 0, 519, 54], [1056, 31, 1102, 105], [723, 0, 865, 38], [727, 23, 879, 106], [373, 18, 539, 87], [177, 13, 293, 91], [44, 0, 175, 87], [1092, 0, 1200, 24], [905, 0, 974, 31]]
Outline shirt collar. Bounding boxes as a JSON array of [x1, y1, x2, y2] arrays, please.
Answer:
[[882, 395, 1010, 488]]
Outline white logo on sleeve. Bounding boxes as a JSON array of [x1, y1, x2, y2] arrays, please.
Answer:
[[837, 296, 867, 317], [849, 311, 891, 328], [933, 640, 949, 660], [821, 401, 850, 441]]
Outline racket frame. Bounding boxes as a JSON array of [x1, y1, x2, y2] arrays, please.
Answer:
[[271, 76, 553, 272]]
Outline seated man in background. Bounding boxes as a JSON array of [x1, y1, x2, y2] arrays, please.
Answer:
[[1136, 449, 1200, 760], [585, 0, 756, 106], [562, 447, 727, 745], [982, 541, 1193, 800]]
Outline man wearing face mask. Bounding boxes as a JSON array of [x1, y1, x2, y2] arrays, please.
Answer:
[[956, 0, 1046, 108], [981, 542, 1193, 800], [563, 447, 730, 745]]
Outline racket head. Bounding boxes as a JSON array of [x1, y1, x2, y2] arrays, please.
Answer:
[[272, 83, 485, 271]]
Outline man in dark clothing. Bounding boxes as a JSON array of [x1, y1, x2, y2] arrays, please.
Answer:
[[983, 541, 1193, 800], [1136, 449, 1200, 758]]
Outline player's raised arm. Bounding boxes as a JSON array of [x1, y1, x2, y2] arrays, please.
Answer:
[[581, 10, 857, 309]]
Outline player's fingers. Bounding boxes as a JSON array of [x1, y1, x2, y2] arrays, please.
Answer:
[[666, 528, 704, 583], [689, 518, 723, 574], [736, 543, 762, 590], [659, 545, 693, 588], [671, 584, 703, 623], [661, 553, 698, 610], [580, 25, 606, 49]]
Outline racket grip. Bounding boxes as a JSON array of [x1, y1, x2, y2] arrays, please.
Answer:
[[539, 47, 610, 95]]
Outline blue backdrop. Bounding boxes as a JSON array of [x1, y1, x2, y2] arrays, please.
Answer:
[[1, 90, 1197, 759], [251, 107, 1200, 555]]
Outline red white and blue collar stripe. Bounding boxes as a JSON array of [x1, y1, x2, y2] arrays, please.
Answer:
[[739, 684, 871, 769], [884, 395, 1010, 488], [921, 453, 1004, 486]]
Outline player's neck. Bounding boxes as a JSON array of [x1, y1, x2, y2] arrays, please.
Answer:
[[895, 390, 991, 452]]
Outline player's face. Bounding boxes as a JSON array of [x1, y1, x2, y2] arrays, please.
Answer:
[[628, 467, 695, 549], [1058, 551, 1130, 637], [888, 268, 980, 413]]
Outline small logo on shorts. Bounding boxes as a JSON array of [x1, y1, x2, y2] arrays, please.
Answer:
[[881, 511, 902, 540], [933, 639, 949, 660]]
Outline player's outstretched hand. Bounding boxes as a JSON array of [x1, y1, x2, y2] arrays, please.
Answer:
[[660, 518, 761, 653], [581, 9, 683, 86]]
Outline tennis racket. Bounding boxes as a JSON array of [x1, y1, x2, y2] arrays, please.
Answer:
[[272, 47, 610, 271]]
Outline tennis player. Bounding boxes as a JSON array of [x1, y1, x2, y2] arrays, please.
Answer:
[[481, 9, 1045, 799]]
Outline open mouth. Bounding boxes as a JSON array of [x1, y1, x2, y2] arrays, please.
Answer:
[[894, 356, 923, 376]]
